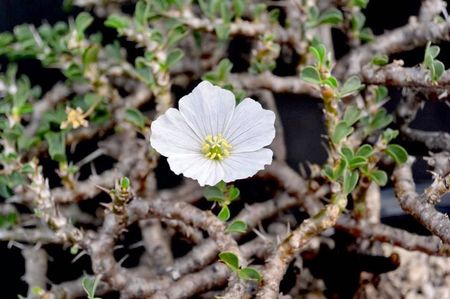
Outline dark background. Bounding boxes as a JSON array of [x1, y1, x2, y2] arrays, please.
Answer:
[[1, 0, 450, 298]]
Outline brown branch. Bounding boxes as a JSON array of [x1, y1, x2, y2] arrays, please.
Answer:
[[163, 10, 302, 52], [0, 228, 66, 244], [335, 20, 450, 77], [336, 217, 450, 256], [83, 213, 172, 297], [256, 194, 347, 298], [263, 161, 325, 215], [151, 237, 272, 299], [165, 193, 298, 279], [23, 247, 48, 298], [230, 72, 319, 97], [393, 159, 450, 244], [140, 219, 174, 274], [128, 197, 247, 298], [361, 63, 450, 90], [402, 126, 450, 152]]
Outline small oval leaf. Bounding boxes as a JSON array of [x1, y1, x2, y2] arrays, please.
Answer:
[[219, 251, 239, 271]]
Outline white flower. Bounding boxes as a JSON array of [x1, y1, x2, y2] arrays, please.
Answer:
[[150, 81, 276, 186]]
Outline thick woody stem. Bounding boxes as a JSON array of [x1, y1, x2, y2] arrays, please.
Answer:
[[362, 64, 450, 91], [256, 193, 347, 299], [230, 72, 319, 97], [335, 20, 450, 77], [23, 247, 48, 298], [129, 197, 247, 298], [165, 193, 297, 279], [393, 159, 450, 244], [336, 217, 450, 256]]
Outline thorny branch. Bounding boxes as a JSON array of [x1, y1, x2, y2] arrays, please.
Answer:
[[2, 0, 450, 298]]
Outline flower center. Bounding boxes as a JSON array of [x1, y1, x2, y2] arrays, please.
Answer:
[[201, 134, 231, 160]]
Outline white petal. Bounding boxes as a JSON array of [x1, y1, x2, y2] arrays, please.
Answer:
[[168, 154, 225, 186], [179, 81, 236, 138], [221, 148, 273, 182], [224, 98, 275, 153], [150, 108, 201, 157]]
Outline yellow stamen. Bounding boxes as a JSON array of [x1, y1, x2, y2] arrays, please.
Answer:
[[60, 107, 89, 130], [201, 134, 232, 161]]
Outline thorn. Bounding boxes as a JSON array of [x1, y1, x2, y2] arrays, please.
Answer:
[[118, 254, 129, 266], [252, 228, 268, 242], [90, 162, 98, 176], [100, 202, 112, 210], [72, 250, 87, 263], [95, 184, 111, 194], [113, 244, 124, 251], [129, 241, 145, 250]]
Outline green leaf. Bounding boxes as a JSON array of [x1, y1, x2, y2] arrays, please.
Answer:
[[120, 177, 130, 190], [218, 251, 239, 271], [124, 108, 145, 129], [226, 220, 247, 233], [45, 131, 66, 162], [0, 176, 13, 198], [323, 76, 338, 89], [233, 0, 245, 18], [360, 28, 375, 42], [104, 15, 130, 30], [310, 42, 326, 67], [17, 135, 39, 151], [355, 144, 373, 158], [323, 165, 335, 180], [382, 128, 399, 143], [374, 86, 388, 103], [351, 12, 365, 31], [165, 49, 184, 69], [369, 108, 393, 131], [220, 1, 233, 22], [331, 121, 353, 144], [339, 76, 363, 97], [371, 54, 389, 66], [135, 57, 155, 86], [216, 180, 226, 192], [340, 146, 354, 162], [308, 7, 319, 21], [343, 170, 359, 195], [75, 12, 93, 36], [134, 0, 150, 26], [0, 212, 17, 229], [352, 0, 369, 8], [300, 66, 321, 84], [433, 60, 445, 81], [343, 105, 361, 126], [238, 267, 262, 281], [349, 156, 368, 170], [82, 46, 99, 65], [218, 205, 231, 222], [228, 186, 240, 201], [268, 8, 280, 23], [202, 59, 233, 83], [203, 186, 224, 202], [215, 23, 230, 40], [425, 42, 440, 59], [0, 32, 13, 47], [167, 24, 188, 47], [82, 276, 100, 299], [64, 63, 83, 81], [317, 8, 343, 25], [31, 287, 43, 296], [368, 169, 388, 186], [334, 159, 347, 180], [385, 144, 408, 164]]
